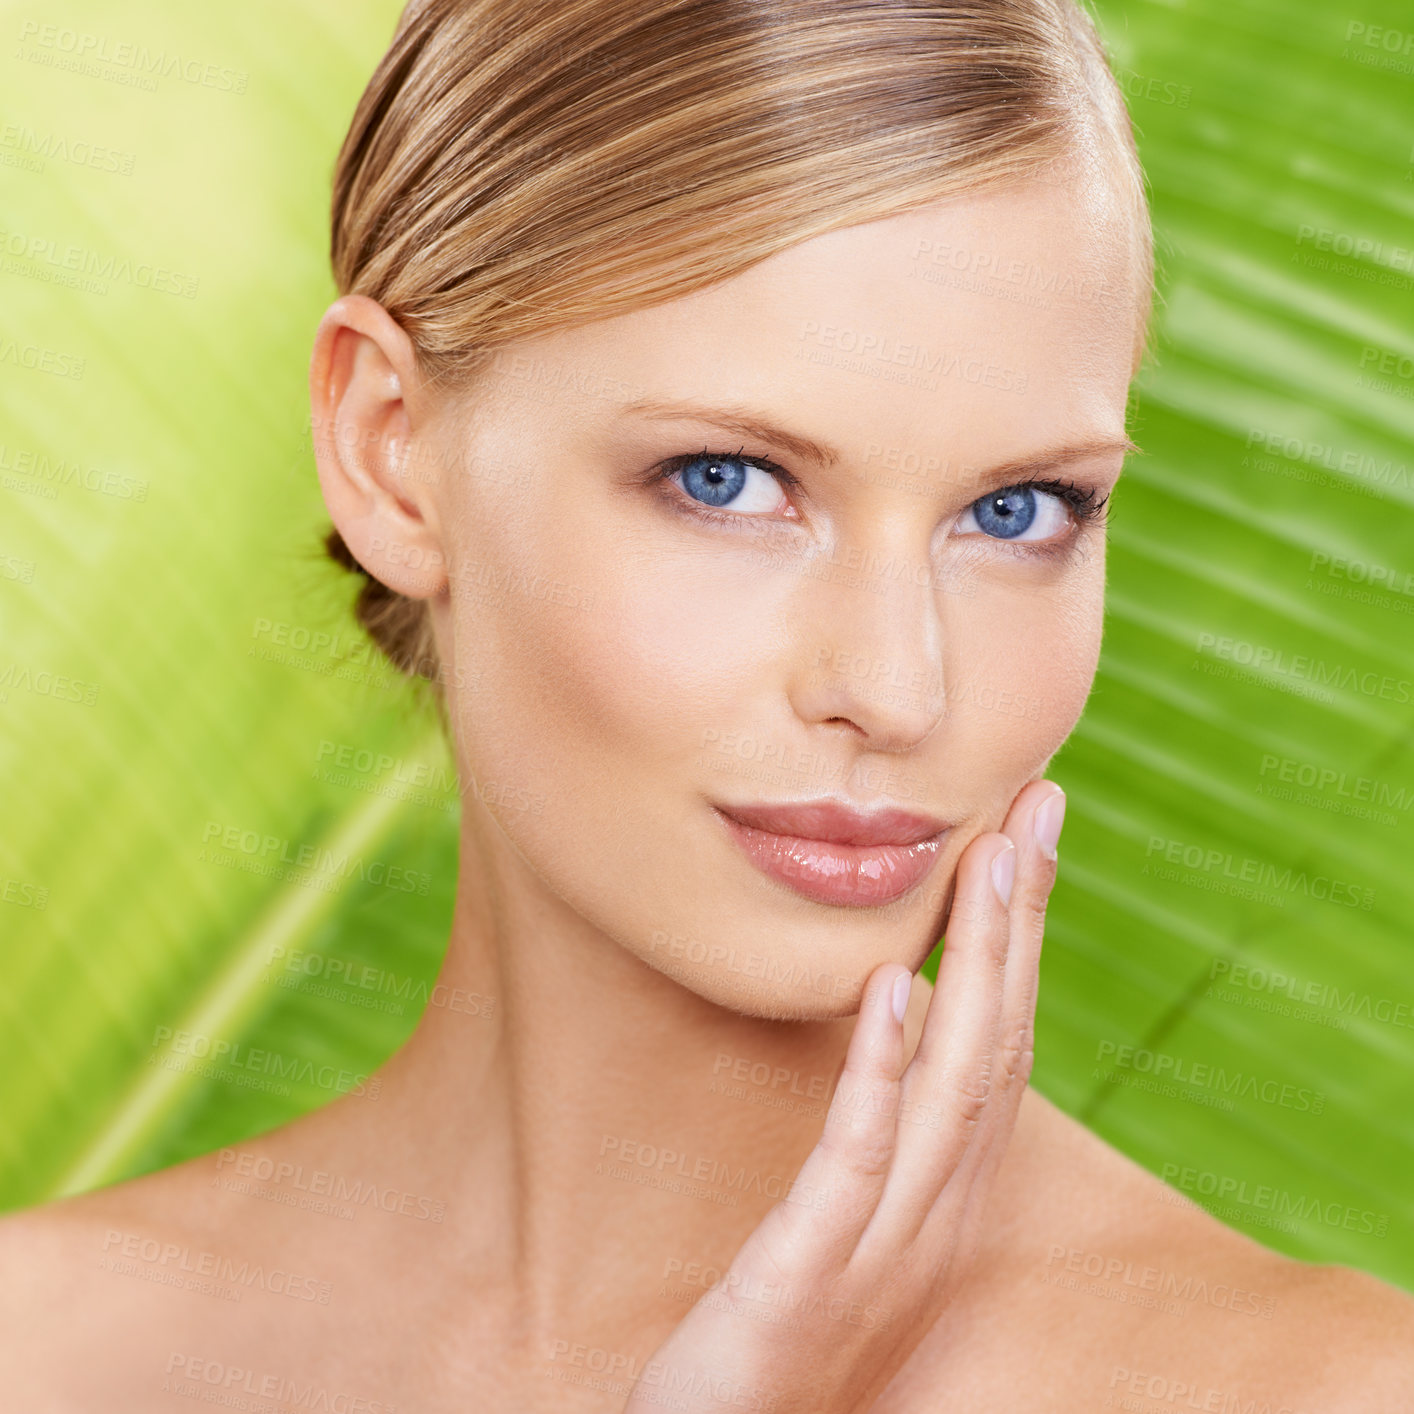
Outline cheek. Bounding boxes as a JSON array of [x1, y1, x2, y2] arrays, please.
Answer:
[[439, 522, 812, 979], [593, 555, 791, 728], [441, 506, 781, 844], [941, 557, 1104, 789]]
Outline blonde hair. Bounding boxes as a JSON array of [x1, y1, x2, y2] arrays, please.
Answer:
[[323, 0, 1154, 679]]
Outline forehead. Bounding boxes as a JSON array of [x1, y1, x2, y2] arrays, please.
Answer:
[[488, 167, 1142, 465]]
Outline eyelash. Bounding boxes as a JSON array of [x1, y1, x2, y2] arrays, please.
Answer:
[[649, 446, 799, 531], [651, 447, 1111, 549], [1001, 475, 1112, 527]]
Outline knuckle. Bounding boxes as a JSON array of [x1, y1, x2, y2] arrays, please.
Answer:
[[947, 1059, 994, 1134], [988, 920, 1012, 971], [847, 1137, 896, 1182], [997, 1021, 1035, 1087], [960, 908, 1009, 972], [834, 1070, 896, 1116], [754, 1188, 820, 1260], [1019, 893, 1051, 927], [1018, 860, 1057, 920], [820, 1123, 894, 1183]]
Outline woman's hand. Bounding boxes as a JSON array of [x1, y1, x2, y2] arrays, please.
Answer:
[[623, 779, 1066, 1414]]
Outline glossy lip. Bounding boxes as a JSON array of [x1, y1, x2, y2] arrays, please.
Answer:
[[712, 799, 950, 907]]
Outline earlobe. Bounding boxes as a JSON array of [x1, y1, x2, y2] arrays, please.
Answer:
[[309, 295, 448, 601]]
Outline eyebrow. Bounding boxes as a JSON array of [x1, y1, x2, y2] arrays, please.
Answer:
[[623, 398, 842, 468], [620, 397, 1141, 479]]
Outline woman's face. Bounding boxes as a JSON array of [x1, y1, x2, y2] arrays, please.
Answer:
[[392, 160, 1142, 1019]]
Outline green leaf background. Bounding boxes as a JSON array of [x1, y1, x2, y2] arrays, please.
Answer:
[[1, 0, 1411, 1292]]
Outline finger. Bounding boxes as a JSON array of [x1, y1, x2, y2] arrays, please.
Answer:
[[993, 783, 1062, 1104], [938, 780, 1063, 1203], [731, 961, 912, 1282], [855, 829, 1015, 1254]]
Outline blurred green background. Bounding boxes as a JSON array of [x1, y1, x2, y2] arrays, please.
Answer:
[[1, 0, 1411, 1293]]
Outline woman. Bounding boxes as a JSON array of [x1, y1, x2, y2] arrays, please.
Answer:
[[4, 0, 1412, 1408]]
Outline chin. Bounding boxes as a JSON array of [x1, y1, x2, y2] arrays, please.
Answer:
[[633, 876, 951, 1022]]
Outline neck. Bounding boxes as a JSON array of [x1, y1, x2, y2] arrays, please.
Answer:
[[365, 803, 860, 1346]]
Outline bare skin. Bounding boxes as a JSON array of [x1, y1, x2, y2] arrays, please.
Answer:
[[4, 151, 1413, 1409], [3, 991, 1411, 1411]]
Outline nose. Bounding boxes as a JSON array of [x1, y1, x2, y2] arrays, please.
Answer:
[[786, 531, 948, 753]]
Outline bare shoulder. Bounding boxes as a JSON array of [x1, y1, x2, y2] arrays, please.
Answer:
[[0, 1126, 335, 1411], [0, 1148, 255, 1393], [1002, 1089, 1414, 1408], [0, 1168, 174, 1406], [0, 1153, 199, 1301], [884, 1084, 1414, 1412]]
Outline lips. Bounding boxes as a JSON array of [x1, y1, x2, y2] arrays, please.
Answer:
[[713, 799, 950, 907]]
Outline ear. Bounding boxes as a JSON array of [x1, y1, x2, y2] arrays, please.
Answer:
[[308, 294, 448, 599]]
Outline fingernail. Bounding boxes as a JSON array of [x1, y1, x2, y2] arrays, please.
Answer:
[[990, 842, 1016, 907], [1034, 789, 1066, 862], [891, 971, 912, 1024]]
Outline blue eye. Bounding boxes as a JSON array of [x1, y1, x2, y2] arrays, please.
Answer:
[[681, 454, 745, 506], [671, 452, 790, 516], [955, 484, 1074, 543], [974, 487, 1038, 538]]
